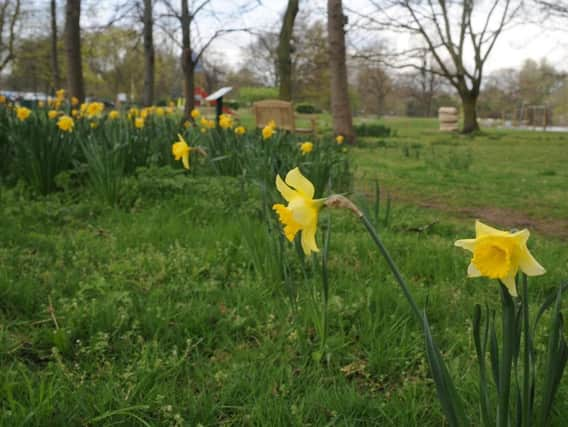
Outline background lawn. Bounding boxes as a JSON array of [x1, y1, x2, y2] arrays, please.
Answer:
[[1, 118, 567, 426]]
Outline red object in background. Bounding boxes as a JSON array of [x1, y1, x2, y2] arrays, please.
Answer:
[[194, 87, 234, 115]]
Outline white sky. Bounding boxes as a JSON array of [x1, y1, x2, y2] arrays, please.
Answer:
[[27, 0, 568, 73]]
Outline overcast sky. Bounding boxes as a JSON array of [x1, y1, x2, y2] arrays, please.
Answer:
[[56, 0, 568, 73]]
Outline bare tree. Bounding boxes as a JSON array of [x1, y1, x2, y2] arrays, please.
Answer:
[[354, 0, 519, 133], [50, 0, 61, 92], [277, 0, 299, 100], [64, 0, 85, 101], [535, 1, 568, 17], [0, 0, 21, 73], [328, 0, 354, 142], [142, 0, 154, 106]]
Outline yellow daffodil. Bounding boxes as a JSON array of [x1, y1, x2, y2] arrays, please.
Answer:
[[300, 142, 313, 155], [141, 107, 151, 119], [191, 108, 200, 119], [172, 134, 191, 169], [90, 121, 98, 129], [86, 102, 104, 118], [16, 107, 31, 121], [455, 220, 546, 296], [135, 117, 144, 128], [56, 89, 65, 100], [219, 114, 233, 129], [0, 95, 6, 104], [156, 107, 165, 116], [71, 96, 79, 106], [267, 120, 276, 129], [57, 115, 74, 132], [38, 101, 44, 108], [207, 119, 215, 129], [273, 167, 325, 255], [183, 120, 191, 129], [71, 109, 79, 118], [262, 124, 275, 140], [200, 117, 209, 128], [48, 110, 59, 119], [128, 107, 139, 118], [108, 110, 119, 120], [234, 126, 246, 136], [336, 135, 344, 145]]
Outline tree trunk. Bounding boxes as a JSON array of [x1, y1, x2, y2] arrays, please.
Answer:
[[142, 0, 154, 106], [461, 92, 480, 133], [327, 0, 354, 143], [64, 0, 84, 102], [277, 0, 299, 101], [181, 0, 194, 117], [50, 0, 61, 93]]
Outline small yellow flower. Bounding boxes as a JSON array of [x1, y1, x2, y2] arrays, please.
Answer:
[[0, 95, 6, 104], [273, 168, 324, 255], [128, 107, 139, 118], [56, 89, 65, 100], [90, 121, 98, 129], [71, 96, 79, 106], [38, 101, 45, 108], [262, 125, 275, 140], [267, 120, 276, 129], [16, 107, 31, 121], [234, 126, 246, 136], [108, 110, 119, 120], [455, 220, 546, 296], [172, 134, 191, 169], [135, 117, 144, 128], [207, 119, 215, 129], [200, 117, 209, 127], [156, 107, 165, 116], [48, 110, 59, 119], [167, 106, 175, 114], [191, 108, 200, 119], [200, 127, 207, 133], [336, 135, 344, 145], [141, 107, 151, 119], [71, 109, 79, 118], [219, 114, 233, 129], [57, 115, 74, 132], [300, 142, 313, 155], [86, 102, 104, 118], [183, 120, 191, 129]]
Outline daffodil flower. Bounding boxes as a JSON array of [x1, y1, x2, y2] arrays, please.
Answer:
[[172, 134, 191, 169], [455, 220, 545, 296], [273, 167, 325, 255]]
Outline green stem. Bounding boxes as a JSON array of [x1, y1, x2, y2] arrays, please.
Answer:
[[498, 281, 516, 427], [360, 214, 422, 323], [521, 274, 531, 427]]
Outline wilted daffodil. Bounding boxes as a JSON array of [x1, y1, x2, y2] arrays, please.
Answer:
[[57, 115, 74, 132], [273, 167, 325, 255], [300, 142, 313, 155], [172, 134, 191, 169], [16, 107, 31, 121], [455, 220, 546, 296]]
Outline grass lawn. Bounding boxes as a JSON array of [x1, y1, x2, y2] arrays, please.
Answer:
[[1, 119, 567, 425]]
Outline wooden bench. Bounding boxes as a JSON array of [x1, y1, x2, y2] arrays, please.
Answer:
[[252, 100, 317, 135]]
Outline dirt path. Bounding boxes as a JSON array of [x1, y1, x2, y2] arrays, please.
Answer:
[[382, 187, 568, 240]]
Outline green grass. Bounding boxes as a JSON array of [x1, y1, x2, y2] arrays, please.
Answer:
[[1, 120, 568, 425], [351, 118, 568, 228]]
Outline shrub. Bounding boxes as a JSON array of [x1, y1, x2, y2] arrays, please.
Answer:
[[225, 100, 240, 110], [354, 122, 392, 137], [295, 103, 321, 114]]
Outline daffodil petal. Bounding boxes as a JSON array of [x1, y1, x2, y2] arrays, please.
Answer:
[[285, 167, 315, 199], [455, 238, 476, 252], [519, 249, 546, 276], [182, 153, 190, 169], [289, 200, 315, 226], [301, 223, 319, 255], [276, 175, 297, 202], [501, 273, 518, 297], [475, 220, 508, 237], [512, 228, 530, 245], [467, 263, 482, 277]]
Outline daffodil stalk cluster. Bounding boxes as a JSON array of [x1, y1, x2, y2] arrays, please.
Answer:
[[272, 167, 566, 427]]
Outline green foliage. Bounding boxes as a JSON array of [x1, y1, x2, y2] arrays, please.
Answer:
[[237, 87, 279, 105], [295, 103, 321, 114], [355, 122, 392, 137]]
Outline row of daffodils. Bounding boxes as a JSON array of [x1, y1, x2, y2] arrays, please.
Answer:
[[272, 167, 565, 427]]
